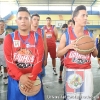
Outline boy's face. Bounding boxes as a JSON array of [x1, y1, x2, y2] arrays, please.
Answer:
[[31, 16, 40, 27], [46, 19, 51, 26], [0, 22, 5, 31], [16, 11, 31, 31], [68, 22, 74, 27], [74, 10, 88, 27]]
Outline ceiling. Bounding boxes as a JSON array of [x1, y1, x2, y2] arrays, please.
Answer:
[[0, 0, 100, 7]]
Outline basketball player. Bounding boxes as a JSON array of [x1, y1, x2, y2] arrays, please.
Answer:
[[0, 19, 8, 84], [59, 24, 68, 83], [59, 20, 74, 83], [67, 19, 75, 27], [96, 34, 100, 69], [57, 5, 98, 100], [61, 24, 68, 33], [43, 17, 58, 75], [4, 7, 45, 100], [31, 13, 47, 77]]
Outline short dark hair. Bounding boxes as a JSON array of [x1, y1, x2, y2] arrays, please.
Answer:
[[68, 19, 75, 25], [0, 19, 5, 23], [17, 7, 30, 15], [62, 24, 68, 28], [46, 17, 51, 20], [68, 19, 73, 25], [31, 13, 40, 18], [72, 5, 86, 19]]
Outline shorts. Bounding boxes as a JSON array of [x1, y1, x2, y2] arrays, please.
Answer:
[[0, 52, 6, 67], [47, 43, 56, 59], [64, 68, 93, 100]]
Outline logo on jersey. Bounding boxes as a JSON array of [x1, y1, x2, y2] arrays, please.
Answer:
[[69, 51, 90, 64], [26, 43, 35, 48], [14, 40, 20, 47], [14, 48, 35, 68], [66, 70, 84, 93], [46, 34, 52, 38]]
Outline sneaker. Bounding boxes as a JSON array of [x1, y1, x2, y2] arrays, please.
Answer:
[[3, 77, 8, 85], [53, 68, 57, 75], [59, 76, 62, 83]]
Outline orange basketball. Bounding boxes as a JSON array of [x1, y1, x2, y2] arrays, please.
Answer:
[[75, 35, 94, 55], [19, 75, 41, 96]]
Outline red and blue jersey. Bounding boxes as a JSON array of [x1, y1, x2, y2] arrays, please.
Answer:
[[64, 26, 92, 69], [4, 30, 44, 80]]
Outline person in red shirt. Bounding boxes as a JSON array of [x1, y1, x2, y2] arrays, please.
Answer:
[[43, 17, 58, 75], [57, 5, 98, 100], [59, 20, 75, 83], [4, 7, 44, 100], [31, 13, 47, 77]]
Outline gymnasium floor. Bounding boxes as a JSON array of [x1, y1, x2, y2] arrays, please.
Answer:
[[0, 43, 100, 100]]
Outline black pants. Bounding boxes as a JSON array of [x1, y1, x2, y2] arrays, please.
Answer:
[[60, 63, 64, 71]]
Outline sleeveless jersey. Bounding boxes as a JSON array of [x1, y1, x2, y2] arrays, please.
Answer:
[[64, 26, 92, 69], [43, 25, 56, 46], [11, 30, 42, 74]]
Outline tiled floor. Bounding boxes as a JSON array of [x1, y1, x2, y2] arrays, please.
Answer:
[[0, 43, 100, 100]]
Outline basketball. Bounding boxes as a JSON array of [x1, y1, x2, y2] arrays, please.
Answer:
[[75, 35, 95, 55], [19, 75, 41, 96]]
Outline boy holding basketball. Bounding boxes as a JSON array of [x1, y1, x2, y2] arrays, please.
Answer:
[[57, 5, 98, 100], [4, 7, 45, 100]]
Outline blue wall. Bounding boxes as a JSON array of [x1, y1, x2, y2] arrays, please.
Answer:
[[12, 10, 100, 15], [6, 25, 100, 30]]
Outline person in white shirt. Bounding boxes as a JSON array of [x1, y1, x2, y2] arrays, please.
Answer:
[[0, 19, 8, 84]]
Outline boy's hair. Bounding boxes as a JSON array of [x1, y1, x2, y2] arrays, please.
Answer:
[[31, 13, 40, 18], [62, 24, 68, 28], [0, 19, 5, 23], [46, 17, 51, 20], [72, 5, 86, 18], [17, 7, 30, 15], [68, 19, 75, 25], [72, 5, 86, 23], [68, 19, 73, 25]]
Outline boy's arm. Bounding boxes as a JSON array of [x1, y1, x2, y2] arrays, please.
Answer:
[[4, 34, 23, 80], [29, 35, 44, 80], [54, 26, 58, 40], [43, 32, 47, 66], [57, 34, 69, 58]]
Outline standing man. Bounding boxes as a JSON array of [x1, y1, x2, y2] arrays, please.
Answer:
[[43, 17, 58, 75], [31, 13, 47, 77], [0, 19, 8, 84], [4, 7, 45, 100], [59, 20, 75, 83], [59, 23, 68, 83], [57, 5, 98, 100]]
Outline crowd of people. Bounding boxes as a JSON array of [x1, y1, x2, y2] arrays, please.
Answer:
[[0, 4, 99, 100]]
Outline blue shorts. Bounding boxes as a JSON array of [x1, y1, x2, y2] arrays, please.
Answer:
[[7, 75, 45, 100]]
